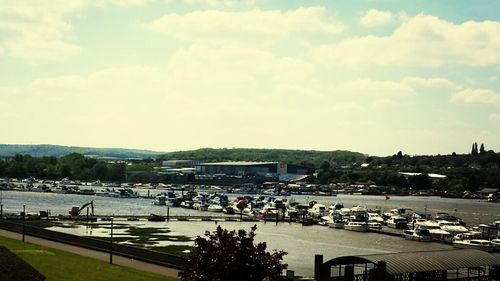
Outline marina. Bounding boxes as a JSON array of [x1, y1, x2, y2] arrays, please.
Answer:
[[1, 185, 499, 277]]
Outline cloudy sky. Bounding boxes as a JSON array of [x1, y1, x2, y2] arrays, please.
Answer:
[[1, 0, 500, 156]]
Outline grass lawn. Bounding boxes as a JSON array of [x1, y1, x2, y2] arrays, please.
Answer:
[[0, 235, 179, 281]]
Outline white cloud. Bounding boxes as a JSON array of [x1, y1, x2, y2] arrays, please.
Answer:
[[0, 87, 20, 98], [166, 44, 316, 96], [0, 0, 149, 61], [330, 102, 365, 113], [451, 88, 500, 106], [372, 99, 399, 110], [489, 113, 500, 121], [144, 7, 343, 44], [310, 13, 500, 67], [183, 0, 255, 7], [359, 9, 394, 28], [401, 76, 458, 89], [334, 78, 415, 98]]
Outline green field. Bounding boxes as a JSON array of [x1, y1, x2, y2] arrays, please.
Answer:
[[0, 235, 179, 281]]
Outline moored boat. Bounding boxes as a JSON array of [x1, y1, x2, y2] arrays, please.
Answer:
[[328, 218, 345, 229], [404, 229, 432, 242], [367, 221, 383, 230], [386, 216, 408, 229], [207, 204, 223, 212], [147, 213, 166, 222], [490, 239, 500, 251], [344, 221, 369, 232], [452, 239, 495, 252], [438, 221, 468, 236], [413, 220, 450, 241]]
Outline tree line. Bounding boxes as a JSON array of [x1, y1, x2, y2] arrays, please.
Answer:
[[2, 147, 500, 193], [318, 150, 500, 192], [0, 153, 126, 182], [160, 147, 366, 168]]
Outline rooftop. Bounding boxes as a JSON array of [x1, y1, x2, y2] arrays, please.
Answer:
[[326, 249, 500, 275], [197, 161, 278, 166]]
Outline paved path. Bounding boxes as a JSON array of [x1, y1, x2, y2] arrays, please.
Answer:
[[0, 229, 180, 278]]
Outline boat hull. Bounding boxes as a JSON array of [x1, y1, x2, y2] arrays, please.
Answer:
[[344, 223, 368, 232]]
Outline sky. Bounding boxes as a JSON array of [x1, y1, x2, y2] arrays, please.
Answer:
[[1, 0, 500, 156]]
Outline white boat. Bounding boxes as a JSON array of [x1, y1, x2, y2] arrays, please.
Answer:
[[367, 222, 383, 230], [452, 239, 495, 252], [386, 216, 408, 229], [95, 188, 120, 197], [117, 188, 139, 198], [153, 195, 166, 206], [350, 205, 367, 212], [193, 202, 208, 211], [438, 221, 469, 236], [257, 206, 280, 221], [490, 239, 500, 251], [320, 214, 344, 229], [328, 219, 345, 229], [367, 212, 384, 223], [404, 229, 432, 242], [413, 220, 450, 241], [344, 221, 368, 232], [241, 207, 254, 217], [308, 203, 327, 218], [207, 204, 223, 212], [180, 201, 193, 209]]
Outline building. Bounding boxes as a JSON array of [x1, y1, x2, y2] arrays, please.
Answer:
[[314, 249, 500, 281], [161, 160, 199, 168], [194, 161, 310, 181]]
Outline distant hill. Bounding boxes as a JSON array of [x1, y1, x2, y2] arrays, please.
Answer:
[[160, 148, 366, 167], [0, 144, 162, 159]]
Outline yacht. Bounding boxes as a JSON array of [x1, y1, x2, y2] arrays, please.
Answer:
[[435, 213, 466, 226], [328, 217, 345, 229], [319, 213, 344, 229], [413, 220, 450, 241], [344, 221, 369, 232], [193, 202, 208, 211], [257, 206, 280, 221], [95, 187, 120, 197], [153, 195, 166, 206], [404, 229, 432, 242], [207, 204, 223, 212], [118, 188, 138, 198], [490, 239, 500, 251], [308, 203, 328, 218], [367, 212, 384, 223], [385, 216, 408, 229], [367, 221, 383, 230], [438, 221, 468, 236], [452, 239, 495, 252]]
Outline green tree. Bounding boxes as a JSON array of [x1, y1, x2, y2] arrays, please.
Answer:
[[179, 225, 287, 281], [408, 174, 432, 190], [91, 162, 108, 180]]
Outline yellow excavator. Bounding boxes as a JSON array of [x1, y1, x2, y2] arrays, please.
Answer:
[[69, 200, 95, 217]]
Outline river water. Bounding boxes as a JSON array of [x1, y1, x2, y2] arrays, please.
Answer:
[[1, 190, 499, 277]]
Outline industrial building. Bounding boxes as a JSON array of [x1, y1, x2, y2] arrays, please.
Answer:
[[194, 161, 310, 182]]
